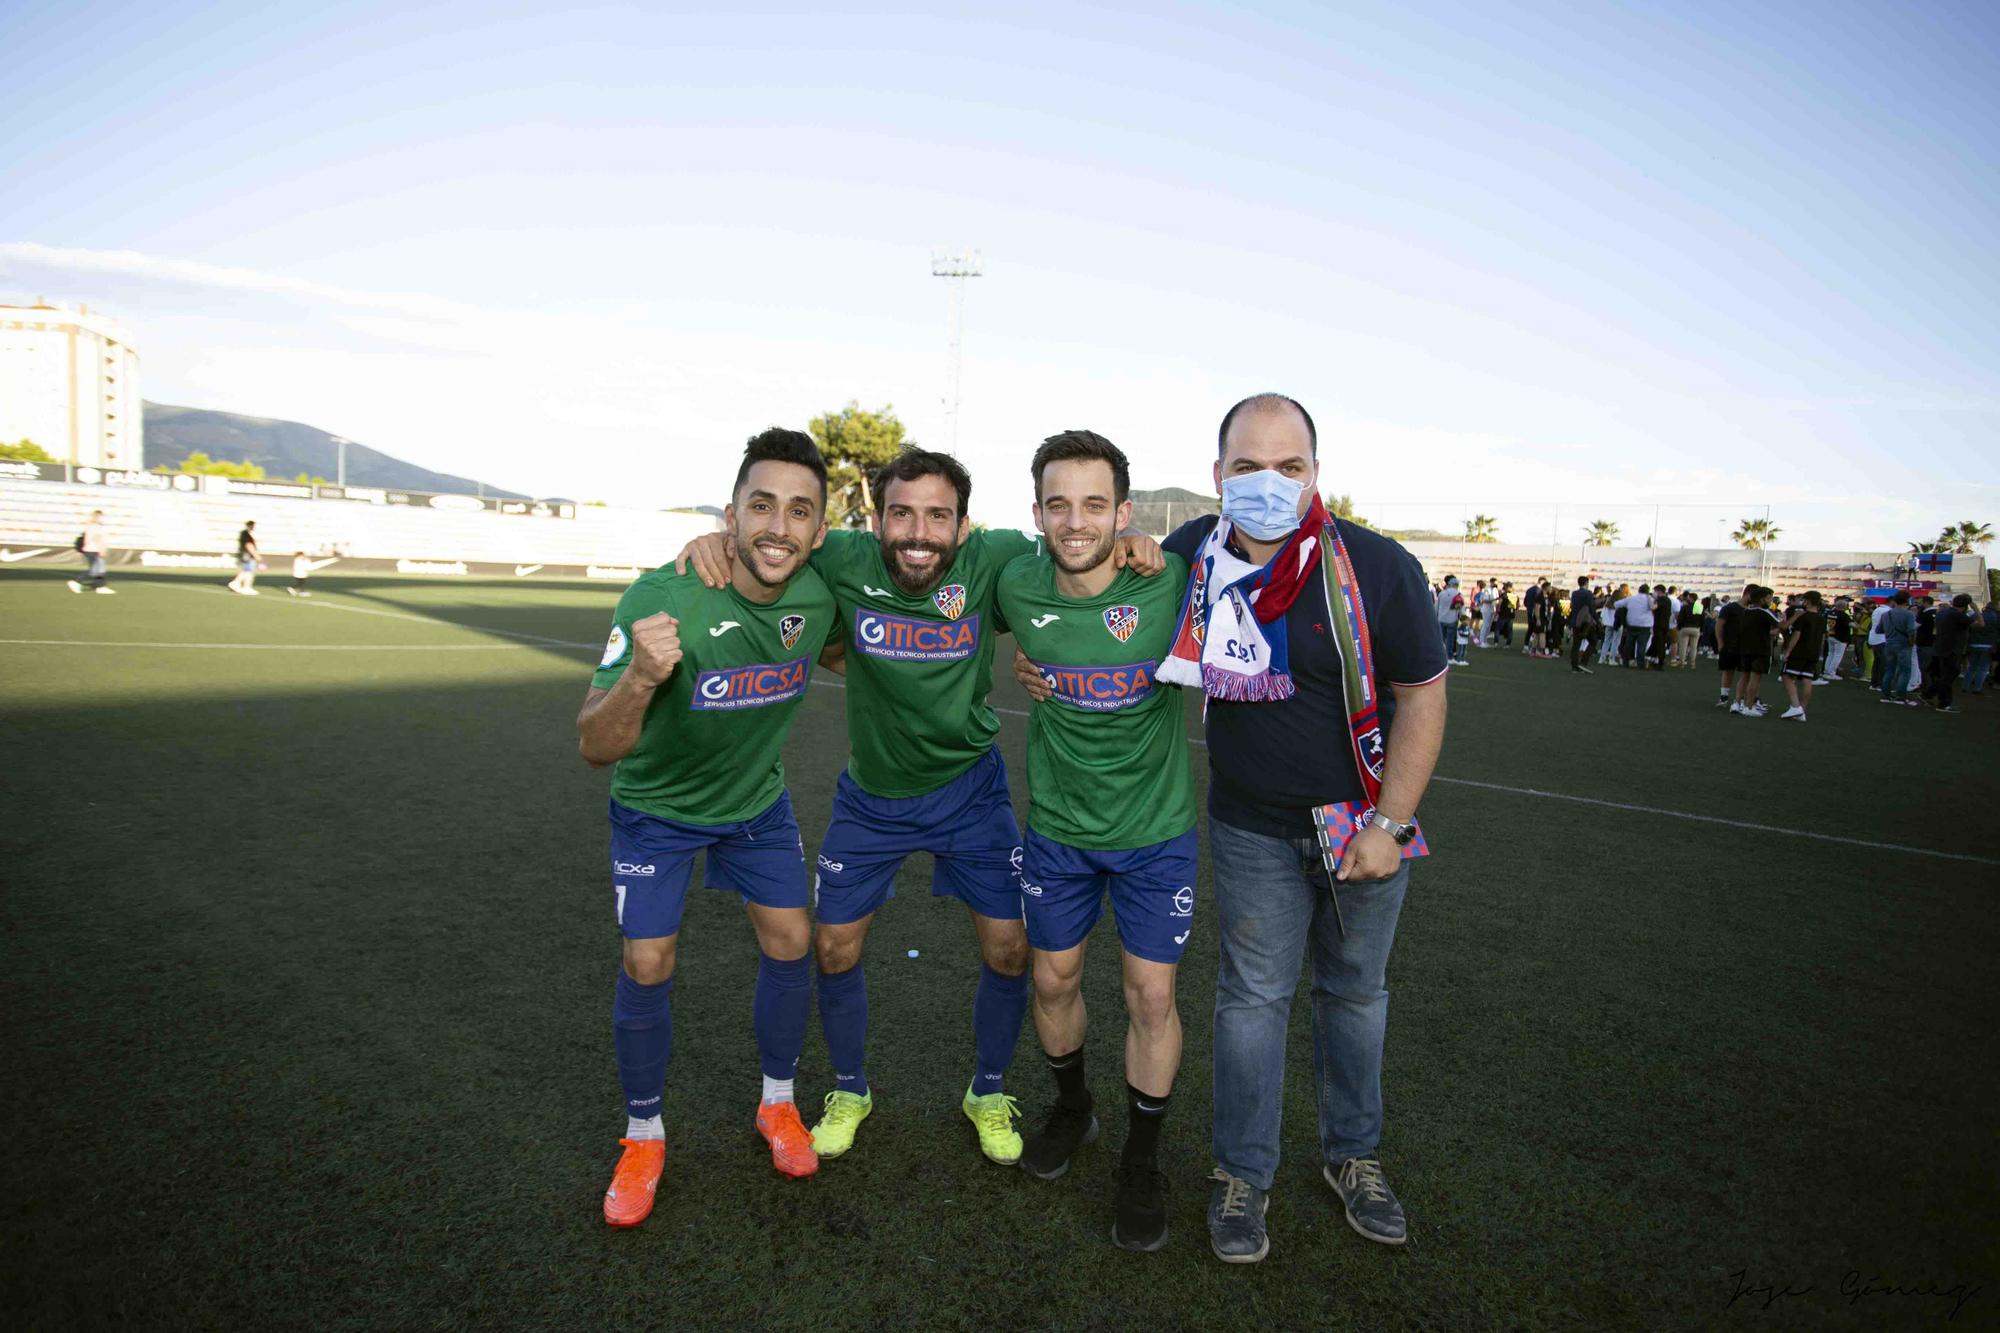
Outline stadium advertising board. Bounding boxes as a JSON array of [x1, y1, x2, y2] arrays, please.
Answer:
[[315, 483, 574, 518], [0, 547, 641, 579], [0, 460, 200, 492]]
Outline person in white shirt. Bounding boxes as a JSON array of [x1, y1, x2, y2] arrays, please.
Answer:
[[1434, 576, 1466, 664], [1474, 580, 1496, 647], [66, 509, 114, 595], [1619, 588, 1653, 667], [289, 551, 315, 597], [1867, 601, 1891, 688]]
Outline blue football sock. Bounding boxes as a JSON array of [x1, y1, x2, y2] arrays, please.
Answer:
[[754, 952, 812, 1083], [971, 963, 1029, 1096], [613, 970, 673, 1122], [817, 963, 869, 1096]]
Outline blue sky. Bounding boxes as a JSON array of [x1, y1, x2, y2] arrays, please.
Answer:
[[3, 0, 1995, 549]]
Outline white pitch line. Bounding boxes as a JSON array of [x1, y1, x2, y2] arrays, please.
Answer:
[[164, 582, 599, 650], [0, 638, 538, 651]]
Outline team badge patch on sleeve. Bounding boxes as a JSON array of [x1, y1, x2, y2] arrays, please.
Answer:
[[933, 584, 967, 619], [780, 614, 805, 650], [600, 624, 629, 668], [1103, 604, 1140, 642]]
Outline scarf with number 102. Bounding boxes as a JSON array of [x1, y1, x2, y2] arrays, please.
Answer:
[[1156, 493, 1388, 806]]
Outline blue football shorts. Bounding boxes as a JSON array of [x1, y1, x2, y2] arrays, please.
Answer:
[[1019, 826, 1199, 965], [812, 746, 1024, 925], [607, 791, 809, 940]]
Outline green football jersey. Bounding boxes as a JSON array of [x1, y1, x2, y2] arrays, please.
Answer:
[[809, 526, 1039, 798], [592, 565, 834, 825], [996, 552, 1195, 850]]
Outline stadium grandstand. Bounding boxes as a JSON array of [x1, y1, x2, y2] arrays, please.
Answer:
[[0, 470, 718, 577]]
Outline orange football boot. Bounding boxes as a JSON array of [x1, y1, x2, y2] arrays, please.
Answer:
[[603, 1137, 666, 1227], [755, 1100, 820, 1178]]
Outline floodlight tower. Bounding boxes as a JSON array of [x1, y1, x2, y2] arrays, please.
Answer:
[[930, 246, 983, 450]]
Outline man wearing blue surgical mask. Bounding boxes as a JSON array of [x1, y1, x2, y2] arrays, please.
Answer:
[[1168, 394, 1449, 1263]]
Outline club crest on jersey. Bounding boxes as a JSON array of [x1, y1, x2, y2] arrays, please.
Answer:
[[933, 583, 967, 619], [1103, 604, 1140, 643], [689, 658, 810, 711], [854, 609, 981, 662], [780, 614, 805, 650]]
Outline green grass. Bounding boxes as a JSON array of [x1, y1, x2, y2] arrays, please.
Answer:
[[3, 567, 1996, 1330]]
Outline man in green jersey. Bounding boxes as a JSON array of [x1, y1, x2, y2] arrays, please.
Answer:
[[578, 428, 834, 1227], [677, 447, 1164, 1167], [997, 430, 1196, 1253]]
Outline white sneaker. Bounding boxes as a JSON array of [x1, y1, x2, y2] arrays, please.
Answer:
[[1729, 703, 1746, 715], [67, 580, 82, 593], [1780, 706, 1804, 719], [1749, 704, 1769, 715], [94, 586, 116, 595], [286, 587, 297, 596]]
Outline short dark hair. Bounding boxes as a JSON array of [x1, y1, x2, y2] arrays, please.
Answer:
[[1742, 582, 1757, 597], [1576, 575, 1591, 588], [1892, 591, 1910, 605], [1953, 593, 1972, 609], [1804, 590, 1823, 608], [1217, 393, 1317, 458], [733, 427, 827, 510], [871, 446, 971, 521], [1030, 430, 1129, 505]]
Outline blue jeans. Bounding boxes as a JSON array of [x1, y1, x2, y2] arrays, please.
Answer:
[[1209, 816, 1410, 1191], [1879, 642, 1912, 699], [1965, 645, 1991, 693], [1438, 621, 1456, 661]]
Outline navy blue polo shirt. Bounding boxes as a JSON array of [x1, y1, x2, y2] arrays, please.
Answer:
[[1164, 516, 1448, 839]]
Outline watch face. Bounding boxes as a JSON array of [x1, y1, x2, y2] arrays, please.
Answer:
[[1392, 823, 1418, 846]]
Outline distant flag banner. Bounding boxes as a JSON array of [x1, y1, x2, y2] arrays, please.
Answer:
[[1915, 552, 1953, 573], [1863, 580, 1943, 602]]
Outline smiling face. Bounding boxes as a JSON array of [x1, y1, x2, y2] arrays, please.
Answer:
[[875, 472, 968, 595], [726, 459, 827, 589], [1034, 457, 1131, 577], [1214, 402, 1318, 519]]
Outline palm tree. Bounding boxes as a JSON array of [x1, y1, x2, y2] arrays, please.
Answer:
[[1939, 520, 1994, 554], [1463, 513, 1499, 543], [1583, 520, 1619, 547], [1732, 517, 1781, 549]]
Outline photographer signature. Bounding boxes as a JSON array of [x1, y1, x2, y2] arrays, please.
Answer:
[[1726, 1269, 1984, 1320]]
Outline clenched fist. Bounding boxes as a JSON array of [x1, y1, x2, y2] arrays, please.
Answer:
[[630, 612, 683, 685]]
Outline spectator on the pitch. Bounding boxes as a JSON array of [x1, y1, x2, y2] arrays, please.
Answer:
[[1878, 592, 1918, 705], [1779, 591, 1826, 722], [1435, 575, 1465, 665], [1522, 579, 1545, 656], [228, 521, 261, 596], [1912, 596, 1937, 695], [1965, 602, 1996, 695], [1648, 585, 1673, 670], [66, 508, 113, 595], [1545, 585, 1566, 659], [1866, 597, 1892, 688], [1568, 576, 1598, 673], [1672, 591, 1700, 667], [289, 552, 314, 598], [1494, 582, 1516, 647], [1469, 579, 1491, 647], [1618, 584, 1652, 667], [1730, 587, 1779, 716], [1821, 596, 1853, 683], [1699, 593, 1719, 658], [1921, 594, 1973, 713]]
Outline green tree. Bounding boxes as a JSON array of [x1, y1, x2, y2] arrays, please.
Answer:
[[1464, 513, 1499, 543], [292, 472, 332, 486], [1584, 519, 1619, 546], [1732, 517, 1781, 549], [154, 451, 267, 480], [809, 402, 912, 529], [1938, 520, 1994, 554], [1326, 493, 1375, 530], [0, 438, 54, 462]]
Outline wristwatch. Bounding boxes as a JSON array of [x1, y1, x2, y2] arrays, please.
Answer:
[[1367, 812, 1419, 846]]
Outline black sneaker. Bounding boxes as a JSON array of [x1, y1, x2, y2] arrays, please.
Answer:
[[1019, 1102, 1098, 1180], [1206, 1167, 1270, 1263], [1111, 1163, 1168, 1252]]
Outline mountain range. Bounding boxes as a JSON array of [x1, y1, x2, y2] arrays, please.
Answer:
[[143, 402, 530, 499]]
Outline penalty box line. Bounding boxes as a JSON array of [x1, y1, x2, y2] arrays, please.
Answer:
[[807, 678, 1999, 868]]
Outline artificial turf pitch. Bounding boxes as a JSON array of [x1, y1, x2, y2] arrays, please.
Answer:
[[2, 566, 1996, 1331]]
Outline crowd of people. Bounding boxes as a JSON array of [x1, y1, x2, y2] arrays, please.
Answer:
[[1429, 574, 1998, 722]]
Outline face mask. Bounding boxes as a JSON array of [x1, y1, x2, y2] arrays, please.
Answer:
[[1220, 469, 1307, 541]]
